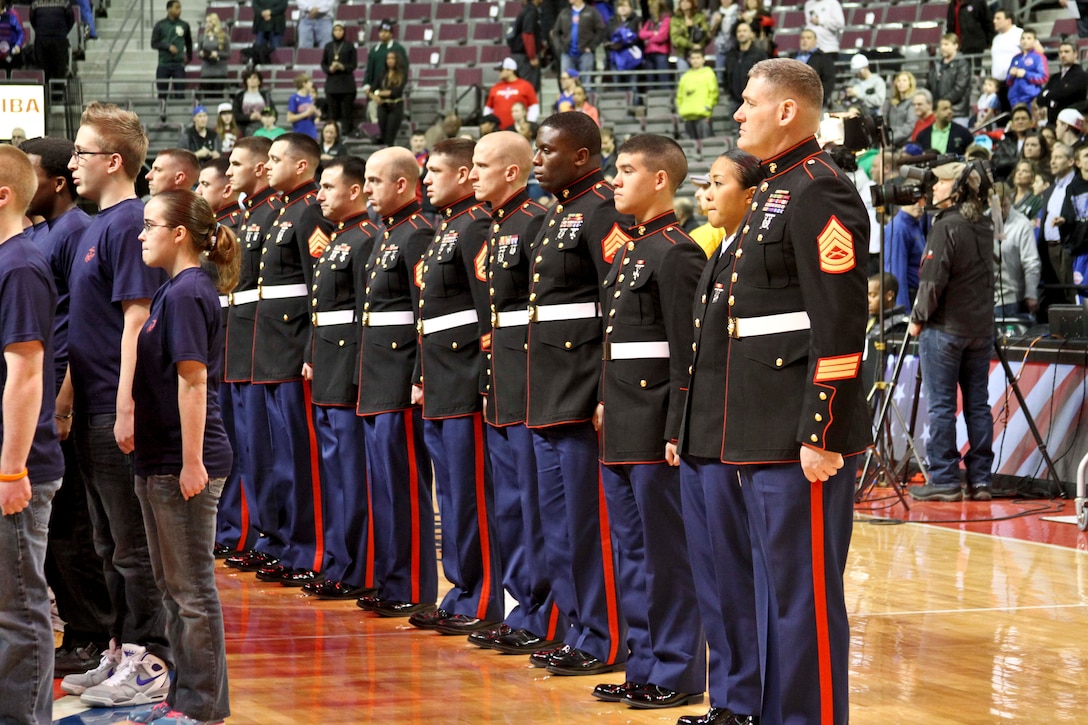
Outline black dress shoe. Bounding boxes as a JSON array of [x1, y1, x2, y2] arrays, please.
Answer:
[[372, 600, 437, 618], [592, 680, 644, 702], [279, 568, 320, 587], [624, 684, 704, 709], [225, 550, 278, 571], [356, 595, 383, 611], [305, 581, 376, 600], [433, 615, 499, 635], [255, 564, 289, 581], [467, 623, 513, 649], [546, 647, 624, 676], [408, 608, 450, 629], [213, 542, 233, 558], [54, 642, 107, 677], [678, 707, 758, 725], [529, 644, 570, 668], [492, 628, 563, 655]]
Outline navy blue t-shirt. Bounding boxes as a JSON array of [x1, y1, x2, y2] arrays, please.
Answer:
[[30, 206, 91, 394], [133, 267, 233, 478], [68, 198, 168, 415], [0, 232, 63, 483]]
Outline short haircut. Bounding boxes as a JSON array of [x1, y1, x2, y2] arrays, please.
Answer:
[[0, 145, 36, 213], [233, 135, 272, 159], [1010, 102, 1032, 118], [322, 155, 367, 186], [538, 111, 602, 157], [600, 126, 614, 140], [1061, 40, 1077, 52], [80, 102, 148, 178], [616, 133, 688, 194], [373, 146, 421, 185], [166, 0, 179, 9], [202, 155, 231, 178], [993, 8, 1010, 21], [748, 58, 823, 115], [157, 148, 200, 178], [869, 272, 899, 298], [294, 72, 311, 90], [720, 147, 764, 189], [431, 137, 476, 169], [273, 132, 321, 167], [913, 88, 933, 104], [1023, 27, 1037, 38], [20, 136, 78, 201], [941, 33, 959, 45]]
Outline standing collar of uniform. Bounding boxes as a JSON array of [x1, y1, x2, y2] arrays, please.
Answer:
[[383, 199, 423, 229], [245, 186, 276, 210], [628, 210, 678, 238], [491, 187, 531, 221], [279, 179, 319, 206], [553, 168, 607, 203], [335, 210, 372, 232], [440, 194, 481, 221], [214, 203, 239, 222], [759, 136, 822, 180]]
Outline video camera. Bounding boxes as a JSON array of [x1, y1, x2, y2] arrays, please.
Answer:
[[870, 152, 960, 209]]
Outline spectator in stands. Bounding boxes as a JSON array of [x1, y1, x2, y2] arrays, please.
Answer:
[[974, 76, 1001, 128], [361, 20, 407, 124], [1033, 169, 1052, 198], [232, 69, 274, 137], [991, 9, 1023, 110], [884, 198, 929, 309], [605, 0, 641, 96], [638, 0, 671, 89], [197, 13, 230, 100], [885, 72, 919, 147], [928, 34, 972, 126], [1011, 159, 1043, 222], [803, 0, 843, 54], [30, 0, 74, 84], [992, 181, 1041, 318], [724, 22, 766, 113], [910, 89, 936, 142], [179, 106, 220, 160], [1055, 108, 1086, 147], [735, 0, 774, 57], [946, 0, 992, 56], [254, 106, 284, 139], [424, 113, 460, 149], [145, 148, 200, 195], [554, 68, 579, 111], [846, 54, 885, 117], [863, 272, 909, 392], [674, 196, 698, 233], [295, 0, 334, 50], [253, 0, 288, 51], [1039, 142, 1085, 309], [1006, 27, 1048, 109], [216, 102, 239, 154], [9, 127, 24, 147], [287, 72, 320, 140], [709, 0, 738, 92], [506, 101, 537, 141], [509, 0, 544, 91], [322, 21, 358, 138], [992, 103, 1034, 179], [570, 85, 600, 126], [371, 51, 407, 147], [486, 58, 541, 130], [1019, 129, 1050, 169], [72, 0, 94, 40], [478, 114, 502, 136], [794, 28, 835, 111], [318, 120, 346, 161], [552, 0, 606, 91], [0, 1, 23, 71], [687, 173, 725, 256], [677, 48, 718, 139], [917, 99, 975, 156], [151, 0, 191, 101], [671, 0, 710, 72], [1041, 41, 1088, 125]]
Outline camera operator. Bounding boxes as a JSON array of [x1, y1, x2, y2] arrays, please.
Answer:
[[907, 161, 996, 502]]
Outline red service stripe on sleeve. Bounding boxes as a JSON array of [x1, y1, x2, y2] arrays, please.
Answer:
[[813, 353, 861, 382]]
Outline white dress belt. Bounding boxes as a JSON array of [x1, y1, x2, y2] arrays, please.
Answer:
[[259, 283, 309, 300], [229, 288, 259, 306], [419, 309, 479, 335], [605, 341, 670, 360], [729, 311, 811, 339], [528, 302, 601, 323], [362, 310, 416, 327], [493, 309, 529, 328], [313, 309, 355, 327], [218, 295, 229, 309]]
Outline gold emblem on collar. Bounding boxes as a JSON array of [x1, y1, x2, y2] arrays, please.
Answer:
[[497, 209, 505, 217], [562, 189, 570, 199], [768, 162, 777, 174], [638, 225, 645, 235]]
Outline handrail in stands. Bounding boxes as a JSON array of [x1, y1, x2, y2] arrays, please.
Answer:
[[104, 0, 146, 84]]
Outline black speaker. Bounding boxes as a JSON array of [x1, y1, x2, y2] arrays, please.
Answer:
[[1049, 304, 1088, 339]]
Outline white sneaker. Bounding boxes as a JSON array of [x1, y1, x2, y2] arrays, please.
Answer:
[[60, 642, 124, 695], [80, 645, 171, 707]]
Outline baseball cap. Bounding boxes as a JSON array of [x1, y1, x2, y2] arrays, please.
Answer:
[[499, 57, 518, 72], [379, 19, 394, 32], [216, 102, 232, 114], [849, 54, 869, 71], [192, 105, 207, 116], [690, 174, 710, 187], [932, 161, 966, 180], [1058, 107, 1086, 133]]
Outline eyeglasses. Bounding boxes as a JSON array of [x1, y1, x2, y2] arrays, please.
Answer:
[[71, 149, 117, 163], [141, 221, 174, 232]]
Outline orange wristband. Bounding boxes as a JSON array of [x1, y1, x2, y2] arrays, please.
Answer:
[[0, 468, 28, 482]]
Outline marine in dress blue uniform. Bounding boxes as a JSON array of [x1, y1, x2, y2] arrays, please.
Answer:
[[524, 112, 630, 674]]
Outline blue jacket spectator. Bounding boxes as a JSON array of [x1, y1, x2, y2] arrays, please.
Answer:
[[884, 203, 930, 309]]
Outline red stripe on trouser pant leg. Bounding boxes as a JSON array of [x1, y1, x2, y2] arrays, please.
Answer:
[[597, 468, 622, 664], [809, 479, 833, 724], [473, 415, 494, 620], [238, 478, 250, 551], [364, 466, 375, 589], [303, 378, 325, 572], [405, 412, 422, 603]]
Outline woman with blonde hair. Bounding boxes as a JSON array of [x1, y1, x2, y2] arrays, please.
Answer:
[[884, 71, 917, 146], [198, 13, 231, 100]]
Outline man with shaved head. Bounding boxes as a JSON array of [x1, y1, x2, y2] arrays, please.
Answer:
[[463, 131, 557, 654], [144, 148, 199, 195], [354, 146, 438, 618]]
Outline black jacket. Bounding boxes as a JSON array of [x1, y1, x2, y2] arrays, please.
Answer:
[[797, 48, 836, 109], [916, 121, 975, 156], [946, 0, 992, 55], [225, 187, 280, 383], [321, 38, 358, 96], [1042, 64, 1088, 121], [29, 0, 73, 39], [927, 54, 972, 118]]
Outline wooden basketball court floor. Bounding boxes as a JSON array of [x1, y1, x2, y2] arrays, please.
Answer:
[[52, 496, 1088, 724]]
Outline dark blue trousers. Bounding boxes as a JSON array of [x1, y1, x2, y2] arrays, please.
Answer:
[[487, 423, 563, 639], [215, 380, 256, 551], [601, 461, 706, 694], [261, 380, 322, 571], [740, 459, 856, 725], [680, 456, 761, 714], [314, 405, 370, 586], [425, 414, 502, 622], [234, 381, 280, 558], [531, 423, 625, 664], [362, 409, 437, 604]]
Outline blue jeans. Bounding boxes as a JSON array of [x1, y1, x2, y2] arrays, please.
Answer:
[[255, 30, 282, 50], [136, 474, 230, 722], [918, 328, 995, 488], [561, 50, 597, 91], [0, 477, 61, 725], [74, 413, 169, 658], [297, 15, 332, 48]]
